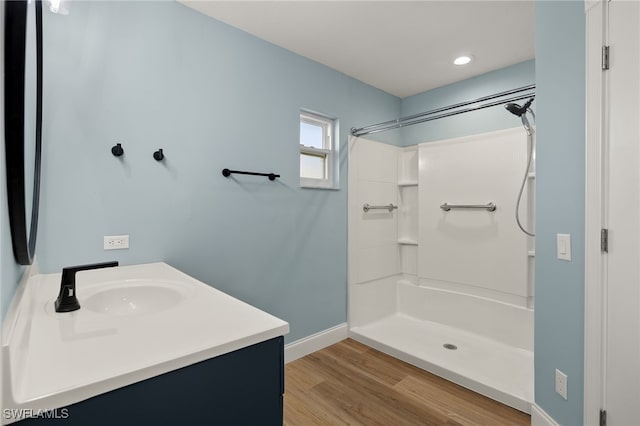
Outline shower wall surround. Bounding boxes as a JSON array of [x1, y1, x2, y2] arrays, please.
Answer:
[[348, 61, 537, 412], [347, 139, 400, 327], [348, 130, 535, 411], [349, 129, 535, 310], [418, 128, 533, 306], [32, 1, 401, 344]]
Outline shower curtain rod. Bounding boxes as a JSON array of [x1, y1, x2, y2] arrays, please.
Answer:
[[350, 84, 535, 137]]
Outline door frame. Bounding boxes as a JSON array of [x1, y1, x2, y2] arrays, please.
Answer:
[[584, 0, 607, 425]]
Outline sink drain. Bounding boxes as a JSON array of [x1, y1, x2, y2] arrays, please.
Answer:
[[443, 343, 458, 350]]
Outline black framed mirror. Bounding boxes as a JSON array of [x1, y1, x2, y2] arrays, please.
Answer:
[[4, 0, 43, 265]]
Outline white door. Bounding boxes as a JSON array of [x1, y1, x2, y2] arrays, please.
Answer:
[[604, 1, 640, 423]]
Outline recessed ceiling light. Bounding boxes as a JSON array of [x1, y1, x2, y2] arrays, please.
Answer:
[[453, 55, 473, 66]]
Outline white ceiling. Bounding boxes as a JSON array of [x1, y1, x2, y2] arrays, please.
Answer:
[[179, 1, 535, 98]]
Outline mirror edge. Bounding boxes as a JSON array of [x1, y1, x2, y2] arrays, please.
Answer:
[[4, 0, 43, 265]]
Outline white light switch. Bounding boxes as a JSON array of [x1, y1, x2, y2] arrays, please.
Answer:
[[557, 233, 572, 261]]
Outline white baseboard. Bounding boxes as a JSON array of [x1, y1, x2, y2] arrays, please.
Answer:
[[284, 323, 348, 363], [531, 404, 559, 426]]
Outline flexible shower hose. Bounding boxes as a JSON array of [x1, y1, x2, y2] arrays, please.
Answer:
[[515, 111, 535, 237]]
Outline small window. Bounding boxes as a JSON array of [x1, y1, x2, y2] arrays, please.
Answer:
[[300, 111, 337, 188]]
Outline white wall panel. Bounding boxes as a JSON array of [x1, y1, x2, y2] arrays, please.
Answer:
[[356, 240, 399, 283], [418, 128, 529, 297], [398, 185, 418, 242], [398, 147, 418, 184], [350, 138, 400, 285], [400, 245, 418, 275], [357, 140, 398, 183], [349, 276, 398, 327]]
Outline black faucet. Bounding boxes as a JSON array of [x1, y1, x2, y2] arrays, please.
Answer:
[[54, 261, 119, 313]]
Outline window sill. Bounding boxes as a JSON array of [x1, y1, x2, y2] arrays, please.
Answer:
[[300, 178, 339, 190]]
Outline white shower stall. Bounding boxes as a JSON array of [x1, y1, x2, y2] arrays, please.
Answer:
[[348, 127, 534, 412]]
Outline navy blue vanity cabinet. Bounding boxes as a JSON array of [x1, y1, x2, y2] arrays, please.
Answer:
[[19, 336, 285, 426]]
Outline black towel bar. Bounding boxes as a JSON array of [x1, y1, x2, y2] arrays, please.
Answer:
[[222, 168, 280, 181]]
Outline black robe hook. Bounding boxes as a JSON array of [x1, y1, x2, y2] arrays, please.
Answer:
[[111, 143, 124, 157], [153, 149, 164, 161]]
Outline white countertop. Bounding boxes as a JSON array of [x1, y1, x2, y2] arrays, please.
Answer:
[[1, 262, 289, 422]]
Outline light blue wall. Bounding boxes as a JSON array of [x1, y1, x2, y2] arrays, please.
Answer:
[[37, 1, 400, 343], [535, 2, 585, 425], [401, 60, 535, 146]]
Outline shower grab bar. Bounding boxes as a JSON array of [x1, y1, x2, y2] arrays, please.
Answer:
[[363, 203, 398, 213], [440, 202, 497, 212]]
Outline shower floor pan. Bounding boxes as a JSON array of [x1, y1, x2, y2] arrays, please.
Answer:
[[350, 313, 533, 413]]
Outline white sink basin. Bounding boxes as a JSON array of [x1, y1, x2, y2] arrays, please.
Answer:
[[83, 281, 185, 316]]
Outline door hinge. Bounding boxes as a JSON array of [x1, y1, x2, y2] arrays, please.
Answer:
[[600, 409, 607, 426], [602, 45, 610, 70], [601, 229, 609, 252]]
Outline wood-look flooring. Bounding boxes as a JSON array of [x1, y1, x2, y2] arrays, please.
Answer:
[[284, 339, 530, 426]]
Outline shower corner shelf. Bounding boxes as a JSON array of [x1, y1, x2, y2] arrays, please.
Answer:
[[398, 180, 418, 187], [398, 238, 418, 246], [528, 250, 536, 257], [527, 172, 536, 179]]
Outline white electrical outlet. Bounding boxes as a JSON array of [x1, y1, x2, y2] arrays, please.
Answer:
[[104, 235, 129, 250], [555, 369, 568, 400]]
